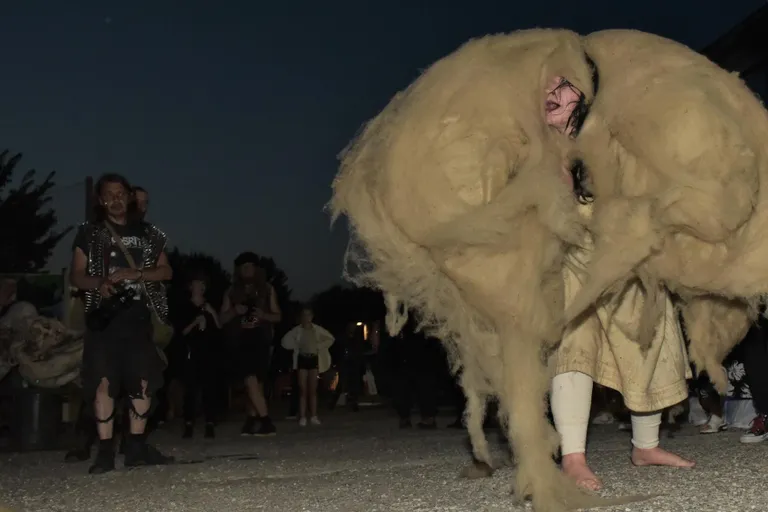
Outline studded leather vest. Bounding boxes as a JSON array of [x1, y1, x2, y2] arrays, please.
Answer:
[[79, 221, 169, 322]]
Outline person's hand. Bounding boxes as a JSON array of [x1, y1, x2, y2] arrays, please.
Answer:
[[109, 268, 141, 283], [204, 303, 217, 316], [196, 315, 207, 331], [252, 308, 265, 320], [98, 278, 116, 298], [234, 304, 248, 315]]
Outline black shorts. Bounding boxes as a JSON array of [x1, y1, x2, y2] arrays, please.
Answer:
[[81, 317, 165, 401], [235, 338, 272, 382], [297, 354, 319, 371]]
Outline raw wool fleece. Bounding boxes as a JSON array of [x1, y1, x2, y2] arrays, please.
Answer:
[[330, 30, 637, 511], [564, 30, 767, 390]]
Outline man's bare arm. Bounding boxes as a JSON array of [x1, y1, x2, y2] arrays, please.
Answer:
[[220, 289, 238, 324], [141, 251, 173, 282], [260, 285, 282, 323]]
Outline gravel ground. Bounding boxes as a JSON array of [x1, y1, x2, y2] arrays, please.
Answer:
[[0, 410, 765, 512]]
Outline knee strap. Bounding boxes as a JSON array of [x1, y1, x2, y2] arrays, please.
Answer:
[[94, 408, 116, 424]]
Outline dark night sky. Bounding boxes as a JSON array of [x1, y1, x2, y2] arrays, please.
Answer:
[[1, 1, 764, 299]]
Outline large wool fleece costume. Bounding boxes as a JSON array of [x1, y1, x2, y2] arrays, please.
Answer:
[[563, 30, 766, 390], [329, 28, 764, 511]]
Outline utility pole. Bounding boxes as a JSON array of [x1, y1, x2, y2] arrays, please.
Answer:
[[84, 176, 93, 222]]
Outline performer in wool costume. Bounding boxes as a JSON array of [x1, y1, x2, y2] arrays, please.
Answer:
[[556, 30, 765, 393], [330, 29, 644, 512], [330, 27, 768, 510]]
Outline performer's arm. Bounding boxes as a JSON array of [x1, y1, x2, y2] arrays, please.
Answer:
[[139, 251, 173, 282], [220, 288, 239, 324], [258, 285, 282, 323]]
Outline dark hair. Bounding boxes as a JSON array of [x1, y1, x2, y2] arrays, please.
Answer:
[[92, 173, 140, 223], [234, 251, 260, 268], [133, 186, 147, 194], [186, 272, 209, 288]]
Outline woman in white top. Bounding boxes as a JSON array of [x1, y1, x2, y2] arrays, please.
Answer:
[[281, 306, 335, 426]]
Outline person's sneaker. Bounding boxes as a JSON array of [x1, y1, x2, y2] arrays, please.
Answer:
[[310, 416, 321, 426], [700, 415, 727, 434], [299, 417, 308, 427], [241, 416, 258, 436], [740, 413, 768, 444], [253, 418, 277, 437], [182, 423, 194, 439], [88, 440, 116, 475], [204, 423, 215, 439]]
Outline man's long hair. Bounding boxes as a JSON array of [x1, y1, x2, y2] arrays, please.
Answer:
[[92, 173, 141, 223]]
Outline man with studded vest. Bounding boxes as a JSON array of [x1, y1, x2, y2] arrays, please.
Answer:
[[69, 173, 173, 474]]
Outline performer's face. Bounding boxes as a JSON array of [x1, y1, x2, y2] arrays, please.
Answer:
[[189, 279, 206, 298], [239, 263, 256, 279], [100, 182, 128, 218], [135, 190, 149, 217]]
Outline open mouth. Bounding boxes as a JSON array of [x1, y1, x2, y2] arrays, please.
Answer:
[[545, 55, 599, 203], [545, 76, 585, 138]]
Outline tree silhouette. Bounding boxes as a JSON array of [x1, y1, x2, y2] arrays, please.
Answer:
[[311, 285, 385, 336], [0, 150, 71, 272], [166, 248, 231, 310]]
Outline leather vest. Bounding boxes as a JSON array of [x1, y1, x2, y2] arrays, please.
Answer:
[[80, 221, 169, 322]]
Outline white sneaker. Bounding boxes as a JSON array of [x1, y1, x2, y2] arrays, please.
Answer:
[[298, 417, 307, 427], [310, 416, 321, 426], [700, 415, 727, 434]]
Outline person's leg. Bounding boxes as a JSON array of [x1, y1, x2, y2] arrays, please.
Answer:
[[200, 359, 217, 438], [308, 368, 320, 423], [298, 369, 309, 425], [417, 364, 438, 428], [347, 359, 364, 410], [550, 371, 600, 490], [80, 331, 120, 474], [740, 320, 768, 443], [122, 335, 173, 467], [629, 412, 695, 467], [288, 370, 300, 418], [394, 364, 414, 427], [182, 359, 199, 438]]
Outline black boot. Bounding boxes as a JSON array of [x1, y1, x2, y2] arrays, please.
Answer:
[[204, 423, 215, 439], [124, 433, 175, 467], [182, 423, 194, 439], [241, 416, 257, 436], [254, 416, 276, 437], [88, 439, 116, 475]]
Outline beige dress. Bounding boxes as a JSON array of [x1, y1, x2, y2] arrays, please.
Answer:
[[555, 205, 691, 412]]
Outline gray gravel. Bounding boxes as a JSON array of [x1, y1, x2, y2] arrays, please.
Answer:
[[0, 410, 765, 511]]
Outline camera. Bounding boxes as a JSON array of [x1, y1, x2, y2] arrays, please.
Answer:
[[86, 281, 139, 331]]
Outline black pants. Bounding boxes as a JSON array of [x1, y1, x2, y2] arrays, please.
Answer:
[[330, 357, 365, 408], [288, 370, 300, 417], [742, 317, 768, 415], [182, 352, 217, 424], [394, 362, 438, 419]]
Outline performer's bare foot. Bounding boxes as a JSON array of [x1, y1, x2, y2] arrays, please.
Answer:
[[630, 446, 695, 468], [561, 452, 602, 491]]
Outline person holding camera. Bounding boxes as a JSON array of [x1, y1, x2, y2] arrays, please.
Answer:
[[221, 252, 281, 436], [69, 173, 173, 474], [175, 274, 221, 439]]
